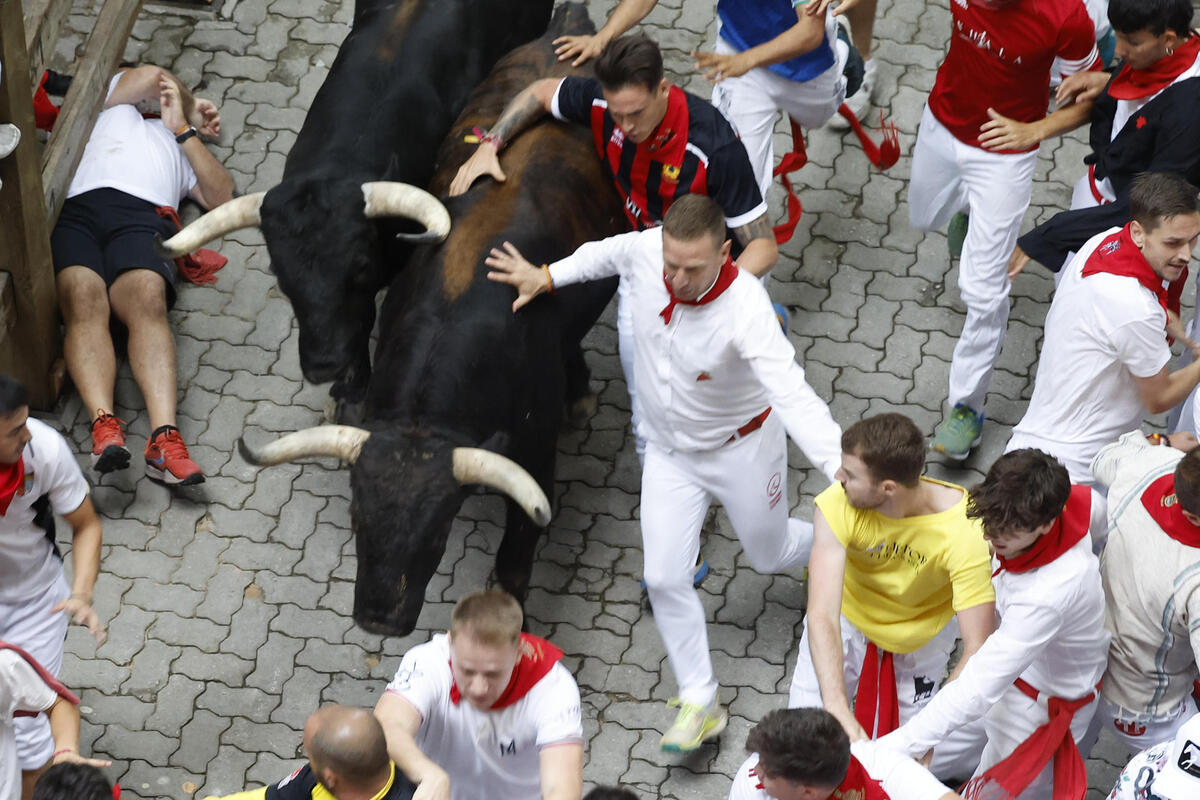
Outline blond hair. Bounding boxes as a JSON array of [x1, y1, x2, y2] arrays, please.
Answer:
[[449, 589, 523, 647]]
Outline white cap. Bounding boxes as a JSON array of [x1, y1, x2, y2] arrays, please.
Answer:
[[1150, 713, 1200, 799]]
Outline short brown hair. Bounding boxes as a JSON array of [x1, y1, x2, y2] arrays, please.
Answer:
[[840, 413, 925, 486], [1173, 447, 1200, 516], [662, 194, 725, 247], [594, 34, 664, 93], [449, 589, 523, 647], [1130, 172, 1200, 234], [967, 449, 1070, 537]]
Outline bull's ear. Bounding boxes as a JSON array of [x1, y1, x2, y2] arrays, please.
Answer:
[[477, 431, 511, 455]]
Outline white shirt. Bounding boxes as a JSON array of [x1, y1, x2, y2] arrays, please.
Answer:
[[67, 73, 198, 208], [1107, 739, 1174, 800], [728, 742, 952, 800], [1010, 228, 1170, 471], [879, 535, 1109, 757], [550, 227, 842, 479], [1092, 431, 1200, 717], [0, 418, 90, 605], [385, 634, 582, 800], [1, 650, 58, 800]]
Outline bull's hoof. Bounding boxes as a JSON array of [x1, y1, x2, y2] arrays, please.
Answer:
[[565, 393, 598, 428]]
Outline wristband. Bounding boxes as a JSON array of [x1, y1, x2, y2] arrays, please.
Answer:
[[53, 749, 76, 760], [1148, 433, 1168, 446], [481, 131, 504, 150], [541, 264, 555, 294], [175, 126, 198, 144]]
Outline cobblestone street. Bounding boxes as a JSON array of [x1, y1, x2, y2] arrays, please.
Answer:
[[35, 0, 1177, 796]]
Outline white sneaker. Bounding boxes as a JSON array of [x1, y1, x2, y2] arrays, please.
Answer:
[[831, 59, 876, 131], [0, 123, 19, 160]]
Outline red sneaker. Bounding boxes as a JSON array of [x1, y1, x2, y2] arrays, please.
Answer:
[[91, 411, 130, 474], [144, 426, 204, 485]]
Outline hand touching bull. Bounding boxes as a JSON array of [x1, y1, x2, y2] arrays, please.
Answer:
[[485, 242, 553, 311]]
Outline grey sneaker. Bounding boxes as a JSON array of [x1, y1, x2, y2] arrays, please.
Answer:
[[930, 404, 985, 460], [0, 123, 20, 160], [660, 697, 728, 752]]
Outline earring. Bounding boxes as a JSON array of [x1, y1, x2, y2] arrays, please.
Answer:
[[1167, 46, 1175, 55]]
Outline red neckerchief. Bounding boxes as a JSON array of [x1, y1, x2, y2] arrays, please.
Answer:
[[1, 639, 80, 716], [1140, 473, 1200, 548], [1108, 36, 1200, 100], [1080, 224, 1183, 320], [659, 257, 738, 324], [154, 206, 228, 286], [0, 457, 24, 516], [994, 485, 1091, 575], [836, 755, 891, 800], [854, 643, 899, 738], [449, 633, 563, 710]]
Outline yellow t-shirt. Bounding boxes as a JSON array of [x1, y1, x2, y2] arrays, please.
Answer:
[[816, 479, 995, 654]]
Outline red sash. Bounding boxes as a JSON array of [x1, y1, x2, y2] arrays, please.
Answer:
[[854, 642, 899, 738], [0, 456, 24, 516], [1, 640, 80, 717], [449, 633, 563, 710], [961, 679, 1097, 800], [1080, 224, 1186, 321], [154, 206, 228, 285], [1108, 36, 1200, 100], [659, 256, 737, 324], [1140, 473, 1200, 548], [994, 485, 1090, 576]]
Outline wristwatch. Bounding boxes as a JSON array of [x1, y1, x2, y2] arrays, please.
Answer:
[[175, 125, 198, 144]]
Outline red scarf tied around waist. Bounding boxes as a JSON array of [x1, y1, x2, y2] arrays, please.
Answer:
[[1, 640, 80, 717], [154, 206, 228, 285], [659, 257, 737, 324], [1108, 36, 1200, 100], [1141, 473, 1200, 548], [0, 456, 24, 516], [1080, 224, 1185, 322], [855, 642, 900, 738], [994, 485, 1091, 576], [450, 633, 563, 710]]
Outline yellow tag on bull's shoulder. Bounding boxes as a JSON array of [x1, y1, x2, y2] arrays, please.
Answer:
[[464, 134, 481, 143]]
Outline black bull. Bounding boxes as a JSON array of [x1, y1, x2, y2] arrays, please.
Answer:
[[241, 4, 626, 636], [160, 0, 554, 421]]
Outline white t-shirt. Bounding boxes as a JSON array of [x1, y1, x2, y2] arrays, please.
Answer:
[[1010, 228, 1170, 472], [0, 418, 90, 605], [1107, 739, 1174, 800], [1, 650, 58, 800], [549, 227, 842, 479], [384, 634, 582, 800], [728, 742, 952, 800], [66, 73, 198, 208]]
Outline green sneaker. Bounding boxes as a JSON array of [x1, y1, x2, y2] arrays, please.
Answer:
[[947, 211, 969, 260], [930, 404, 984, 460], [660, 697, 728, 752]]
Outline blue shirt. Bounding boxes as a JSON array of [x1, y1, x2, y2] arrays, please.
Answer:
[[717, 0, 835, 82]]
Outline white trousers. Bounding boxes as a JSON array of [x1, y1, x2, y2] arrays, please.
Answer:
[[1081, 695, 1197, 757], [908, 105, 1039, 413], [970, 682, 1100, 800], [787, 613, 981, 776], [710, 33, 847, 202], [641, 411, 813, 705], [0, 575, 70, 770]]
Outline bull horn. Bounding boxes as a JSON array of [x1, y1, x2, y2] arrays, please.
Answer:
[[452, 448, 551, 527], [361, 182, 451, 243], [238, 425, 371, 466], [155, 192, 266, 257]]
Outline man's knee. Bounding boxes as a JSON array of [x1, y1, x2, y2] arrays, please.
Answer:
[[642, 561, 692, 594], [56, 267, 110, 323], [111, 269, 169, 323]]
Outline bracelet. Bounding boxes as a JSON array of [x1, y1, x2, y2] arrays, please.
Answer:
[[53, 748, 76, 760], [1148, 433, 1167, 446], [541, 264, 555, 295], [175, 126, 198, 144], [481, 131, 504, 150]]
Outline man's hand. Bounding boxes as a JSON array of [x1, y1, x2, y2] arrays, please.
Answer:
[[979, 108, 1042, 152], [53, 593, 106, 644], [1007, 243, 1032, 280], [191, 98, 221, 138], [802, 0, 863, 17], [554, 33, 609, 66], [159, 75, 187, 133], [1169, 431, 1200, 451], [1055, 70, 1109, 107], [53, 749, 112, 768], [693, 49, 753, 83], [485, 241, 550, 311], [412, 768, 451, 800], [449, 143, 507, 197]]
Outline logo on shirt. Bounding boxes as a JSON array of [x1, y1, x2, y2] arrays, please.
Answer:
[[955, 21, 1023, 65], [833, 790, 864, 800], [609, 127, 625, 148], [913, 675, 935, 702], [767, 472, 782, 510], [1114, 718, 1148, 737], [1136, 116, 1148, 129], [661, 163, 681, 184], [1100, 238, 1123, 256], [499, 739, 517, 757]]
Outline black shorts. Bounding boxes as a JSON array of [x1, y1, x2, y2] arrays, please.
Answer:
[[51, 187, 180, 307]]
